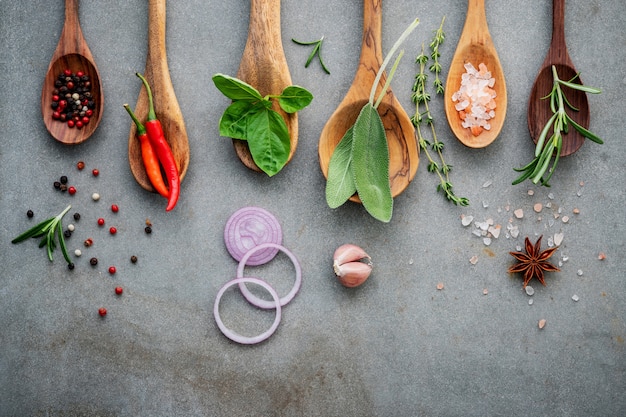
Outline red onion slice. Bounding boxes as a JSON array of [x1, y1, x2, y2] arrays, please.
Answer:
[[224, 207, 283, 266], [213, 277, 281, 344], [237, 243, 302, 309]]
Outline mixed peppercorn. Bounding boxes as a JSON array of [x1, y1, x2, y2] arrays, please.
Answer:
[[50, 69, 96, 129]]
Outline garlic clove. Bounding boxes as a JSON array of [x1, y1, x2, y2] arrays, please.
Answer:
[[333, 243, 371, 266], [333, 244, 373, 288]]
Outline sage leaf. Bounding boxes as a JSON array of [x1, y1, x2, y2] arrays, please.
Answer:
[[326, 126, 356, 208], [351, 103, 392, 222], [246, 108, 291, 177], [218, 100, 264, 140], [278, 86, 314, 113], [212, 73, 263, 101]]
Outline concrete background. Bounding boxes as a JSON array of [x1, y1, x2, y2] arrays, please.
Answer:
[[1, 0, 624, 416]]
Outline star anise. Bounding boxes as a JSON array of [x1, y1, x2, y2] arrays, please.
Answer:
[[508, 235, 560, 288]]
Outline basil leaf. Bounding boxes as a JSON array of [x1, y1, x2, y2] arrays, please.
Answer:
[[278, 86, 313, 113], [246, 108, 291, 177], [351, 103, 393, 222], [325, 126, 356, 208], [218, 100, 263, 140], [212, 73, 263, 101]]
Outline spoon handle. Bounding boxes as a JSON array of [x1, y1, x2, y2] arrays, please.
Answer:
[[360, 0, 383, 66], [549, 0, 568, 54], [463, 0, 490, 45], [59, 0, 88, 57]]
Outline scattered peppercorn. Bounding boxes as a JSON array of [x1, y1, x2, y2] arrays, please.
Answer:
[[92, 169, 99, 177], [60, 175, 68, 184], [92, 193, 100, 201], [144, 226, 152, 234], [115, 287, 123, 295], [26, 210, 34, 218], [68, 186, 76, 195], [111, 204, 119, 213], [67, 224, 75, 232], [77, 161, 85, 170], [130, 255, 138, 263], [90, 257, 98, 266], [84, 238, 93, 247], [63, 230, 72, 238], [59, 184, 68, 192], [73, 212, 81, 221], [97, 218, 105, 226], [109, 227, 117, 235], [53, 181, 61, 190], [74, 249, 82, 257], [98, 307, 107, 317], [68, 263, 75, 270], [108, 266, 116, 275]]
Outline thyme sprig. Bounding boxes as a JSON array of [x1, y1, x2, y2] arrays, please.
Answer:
[[513, 65, 603, 186], [292, 36, 331, 74], [11, 204, 72, 265], [411, 17, 469, 206]]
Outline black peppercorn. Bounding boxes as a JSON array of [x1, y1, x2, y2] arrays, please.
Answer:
[[54, 181, 61, 189], [27, 210, 34, 218], [63, 230, 72, 238], [60, 175, 68, 184], [144, 226, 152, 234], [90, 257, 98, 266], [73, 212, 81, 221], [130, 255, 138, 264], [68, 263, 75, 270]]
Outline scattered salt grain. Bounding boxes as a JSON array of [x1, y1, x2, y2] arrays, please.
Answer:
[[436, 283, 445, 290], [577, 269, 583, 276], [548, 193, 555, 200], [562, 216, 570, 223], [488, 224, 501, 239], [525, 286, 535, 296], [514, 208, 524, 219], [482, 180, 492, 188], [528, 299, 534, 305], [572, 294, 580, 302], [538, 319, 547, 329], [482, 200, 489, 208], [527, 190, 534, 196], [483, 288, 489, 295], [598, 252, 606, 261], [554, 233, 564, 246], [533, 203, 543, 213], [409, 258, 414, 265], [469, 255, 479, 265], [547, 237, 554, 247], [483, 237, 492, 246], [573, 208, 580, 214], [461, 215, 474, 227]]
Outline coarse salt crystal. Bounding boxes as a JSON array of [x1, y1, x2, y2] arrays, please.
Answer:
[[452, 62, 496, 136]]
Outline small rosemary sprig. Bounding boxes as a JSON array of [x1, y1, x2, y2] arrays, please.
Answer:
[[11, 204, 72, 265], [411, 17, 469, 206], [292, 36, 330, 74], [513, 65, 603, 186]]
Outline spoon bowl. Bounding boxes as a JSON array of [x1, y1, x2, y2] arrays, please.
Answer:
[[41, 0, 103, 145], [444, 0, 507, 148], [234, 0, 296, 172], [318, 0, 418, 202], [128, 0, 189, 192], [527, 0, 589, 156]]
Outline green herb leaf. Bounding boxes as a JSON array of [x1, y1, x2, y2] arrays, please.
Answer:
[[326, 127, 356, 208], [218, 100, 263, 140], [351, 103, 392, 222], [246, 108, 291, 177], [278, 86, 314, 113], [212, 73, 263, 101], [12, 205, 72, 265]]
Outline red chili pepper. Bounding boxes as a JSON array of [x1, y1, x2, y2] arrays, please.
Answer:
[[124, 104, 170, 199], [136, 73, 180, 211]]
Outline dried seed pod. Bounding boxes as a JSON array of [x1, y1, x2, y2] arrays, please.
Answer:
[[333, 244, 372, 288]]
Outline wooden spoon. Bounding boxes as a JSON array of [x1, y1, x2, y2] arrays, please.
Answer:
[[234, 0, 296, 172], [444, 0, 507, 148], [128, 0, 189, 192], [41, 0, 103, 145], [527, 0, 589, 156], [318, 0, 418, 202]]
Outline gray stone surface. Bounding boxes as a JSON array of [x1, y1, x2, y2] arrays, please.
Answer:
[[1, 1, 624, 416]]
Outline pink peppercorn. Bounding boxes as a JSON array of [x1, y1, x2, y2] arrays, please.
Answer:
[[109, 227, 117, 235], [98, 307, 107, 317], [115, 287, 123, 295], [68, 186, 76, 195], [111, 204, 119, 213], [92, 169, 99, 177], [108, 266, 116, 275]]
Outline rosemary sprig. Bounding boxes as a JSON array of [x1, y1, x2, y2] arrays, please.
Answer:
[[292, 36, 330, 74], [411, 17, 469, 206], [11, 204, 72, 265], [513, 65, 603, 186]]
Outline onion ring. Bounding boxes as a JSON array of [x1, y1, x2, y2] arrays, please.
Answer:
[[237, 243, 302, 309], [224, 207, 283, 266], [213, 277, 281, 344]]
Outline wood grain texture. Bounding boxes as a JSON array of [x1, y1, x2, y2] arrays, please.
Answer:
[[128, 0, 190, 193], [41, 0, 103, 145], [318, 0, 418, 203], [234, 0, 296, 173], [444, 0, 507, 148], [527, 0, 589, 157]]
